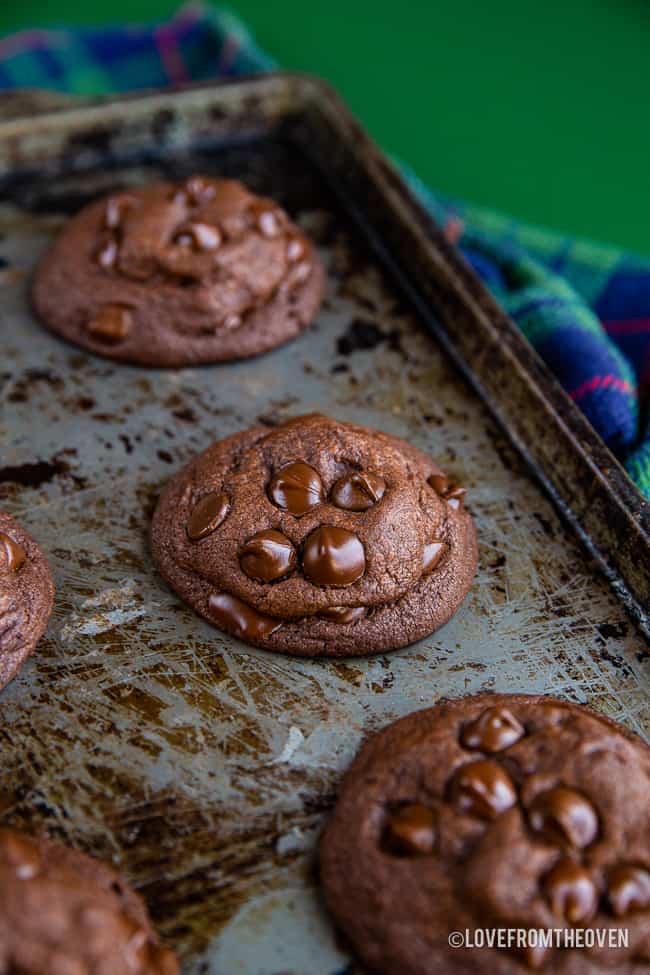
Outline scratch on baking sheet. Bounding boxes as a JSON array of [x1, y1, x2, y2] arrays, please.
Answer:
[[275, 825, 313, 856], [58, 579, 147, 640], [272, 726, 305, 765]]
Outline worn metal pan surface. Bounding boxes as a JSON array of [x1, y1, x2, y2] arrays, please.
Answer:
[[0, 75, 647, 974]]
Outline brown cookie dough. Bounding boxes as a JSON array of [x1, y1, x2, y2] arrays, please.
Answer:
[[0, 827, 178, 973], [32, 176, 325, 366], [320, 693, 650, 975], [0, 510, 54, 690], [150, 414, 477, 657]]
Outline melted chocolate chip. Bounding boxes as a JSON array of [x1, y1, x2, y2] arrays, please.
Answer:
[[302, 526, 366, 587], [608, 865, 650, 916], [239, 529, 296, 582], [461, 706, 525, 753], [207, 592, 282, 639], [95, 235, 118, 269], [318, 605, 367, 624], [104, 194, 136, 230], [223, 313, 242, 330], [427, 473, 449, 496], [174, 222, 222, 251], [330, 472, 386, 511], [446, 486, 467, 510], [422, 540, 445, 574], [254, 206, 283, 238], [0, 829, 40, 879], [449, 760, 517, 820], [187, 491, 229, 541], [383, 804, 436, 856], [183, 176, 217, 206], [0, 533, 26, 573], [289, 261, 312, 285], [287, 236, 307, 262], [86, 305, 132, 343], [268, 461, 325, 516], [543, 859, 598, 924], [528, 787, 599, 849], [427, 474, 467, 509]]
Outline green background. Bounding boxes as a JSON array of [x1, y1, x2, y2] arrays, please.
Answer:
[[1, 1, 648, 254]]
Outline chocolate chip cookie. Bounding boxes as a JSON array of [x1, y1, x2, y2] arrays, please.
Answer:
[[151, 413, 477, 656], [320, 693, 650, 974], [32, 176, 325, 366], [0, 827, 178, 973], [0, 510, 54, 690]]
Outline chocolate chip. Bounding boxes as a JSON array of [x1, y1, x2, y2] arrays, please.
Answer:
[[318, 605, 367, 624], [223, 313, 242, 330], [289, 261, 312, 286], [186, 491, 229, 541], [302, 526, 366, 587], [422, 540, 445, 574], [173, 222, 221, 251], [330, 472, 386, 511], [461, 706, 525, 753], [0, 533, 26, 573], [239, 529, 296, 582], [207, 592, 282, 639], [268, 461, 324, 516], [449, 760, 517, 819], [608, 865, 650, 916], [256, 208, 282, 238], [104, 194, 136, 230], [427, 474, 466, 509], [543, 859, 598, 924], [183, 176, 217, 206], [528, 787, 599, 849], [427, 473, 449, 496], [446, 485, 467, 510], [287, 236, 307, 262], [95, 235, 118, 269], [85, 306, 132, 343], [383, 804, 436, 856]]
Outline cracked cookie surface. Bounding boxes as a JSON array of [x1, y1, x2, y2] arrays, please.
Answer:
[[0, 510, 54, 690], [32, 176, 325, 366], [320, 693, 650, 974], [150, 413, 477, 656], [0, 827, 178, 974]]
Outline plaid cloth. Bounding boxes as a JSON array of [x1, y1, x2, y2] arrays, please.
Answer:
[[2, 4, 650, 499]]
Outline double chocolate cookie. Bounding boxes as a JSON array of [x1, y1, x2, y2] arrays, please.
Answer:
[[320, 693, 650, 974], [151, 414, 477, 656], [32, 176, 325, 366], [0, 510, 54, 690], [0, 827, 178, 973]]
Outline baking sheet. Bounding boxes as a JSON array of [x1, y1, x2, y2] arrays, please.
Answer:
[[0, 91, 648, 975]]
